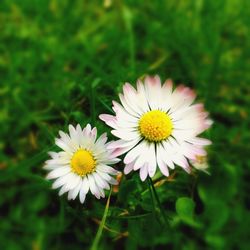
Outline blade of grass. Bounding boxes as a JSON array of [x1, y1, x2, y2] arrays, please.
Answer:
[[90, 78, 101, 126], [90, 189, 112, 250], [122, 6, 135, 74], [98, 98, 114, 113]]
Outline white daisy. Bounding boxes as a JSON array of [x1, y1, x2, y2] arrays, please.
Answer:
[[44, 124, 120, 204], [190, 155, 210, 175], [100, 75, 212, 181]]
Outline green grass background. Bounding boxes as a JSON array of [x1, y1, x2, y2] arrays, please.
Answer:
[[0, 0, 250, 249]]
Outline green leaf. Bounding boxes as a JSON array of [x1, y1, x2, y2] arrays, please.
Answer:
[[205, 201, 229, 232], [175, 197, 202, 228], [205, 234, 225, 249], [198, 163, 238, 204], [176, 197, 195, 219]]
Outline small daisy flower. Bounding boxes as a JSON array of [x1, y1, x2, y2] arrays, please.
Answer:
[[191, 155, 210, 174], [44, 124, 120, 204], [100, 76, 212, 181]]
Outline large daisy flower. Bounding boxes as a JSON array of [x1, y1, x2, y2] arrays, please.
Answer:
[[100, 76, 212, 181], [44, 124, 120, 204]]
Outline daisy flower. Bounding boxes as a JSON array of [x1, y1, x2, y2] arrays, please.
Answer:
[[44, 124, 120, 204], [100, 75, 212, 181], [190, 155, 210, 175]]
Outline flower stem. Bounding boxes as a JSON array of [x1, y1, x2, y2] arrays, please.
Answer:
[[149, 177, 170, 227], [147, 178, 157, 221], [90, 189, 112, 250]]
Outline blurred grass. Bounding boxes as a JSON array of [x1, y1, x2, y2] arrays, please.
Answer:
[[0, 0, 250, 249]]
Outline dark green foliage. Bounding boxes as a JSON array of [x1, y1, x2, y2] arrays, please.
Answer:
[[0, 0, 249, 249]]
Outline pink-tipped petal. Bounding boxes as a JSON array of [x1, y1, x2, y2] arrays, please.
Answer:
[[124, 162, 134, 174], [139, 164, 148, 181]]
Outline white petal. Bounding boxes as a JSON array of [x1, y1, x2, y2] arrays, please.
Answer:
[[122, 83, 145, 115], [68, 180, 82, 200], [97, 164, 119, 175], [69, 124, 79, 146], [99, 114, 118, 129], [52, 173, 72, 189], [139, 164, 148, 181], [124, 162, 134, 174], [93, 172, 110, 190], [95, 132, 108, 145], [107, 139, 140, 149], [58, 185, 68, 196], [76, 124, 85, 147], [109, 146, 131, 158], [90, 127, 97, 142], [46, 166, 71, 179], [92, 144, 107, 158], [58, 131, 78, 152], [161, 79, 173, 110], [112, 101, 139, 123], [188, 137, 212, 146], [124, 141, 147, 164], [48, 151, 58, 158], [161, 141, 175, 169], [102, 157, 121, 165], [119, 93, 140, 117], [81, 177, 90, 194], [96, 169, 111, 181], [79, 185, 86, 204], [45, 157, 70, 165], [111, 129, 140, 141], [43, 164, 62, 170], [144, 75, 162, 110], [107, 176, 118, 185], [82, 124, 92, 138], [107, 142, 138, 161], [88, 174, 98, 196], [136, 80, 151, 113], [65, 174, 81, 190], [96, 170, 117, 185], [172, 154, 190, 173], [147, 143, 157, 177], [55, 138, 74, 154], [156, 144, 169, 176], [133, 153, 148, 171], [94, 185, 104, 199]]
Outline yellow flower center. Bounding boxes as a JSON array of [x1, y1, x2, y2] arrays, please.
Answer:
[[70, 149, 96, 176], [139, 110, 173, 142], [195, 155, 207, 164]]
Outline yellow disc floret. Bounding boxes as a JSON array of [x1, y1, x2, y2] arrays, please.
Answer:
[[139, 110, 173, 142], [70, 149, 96, 176]]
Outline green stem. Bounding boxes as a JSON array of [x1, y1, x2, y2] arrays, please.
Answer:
[[147, 178, 156, 217], [113, 212, 152, 220], [90, 189, 112, 250], [149, 177, 170, 227]]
